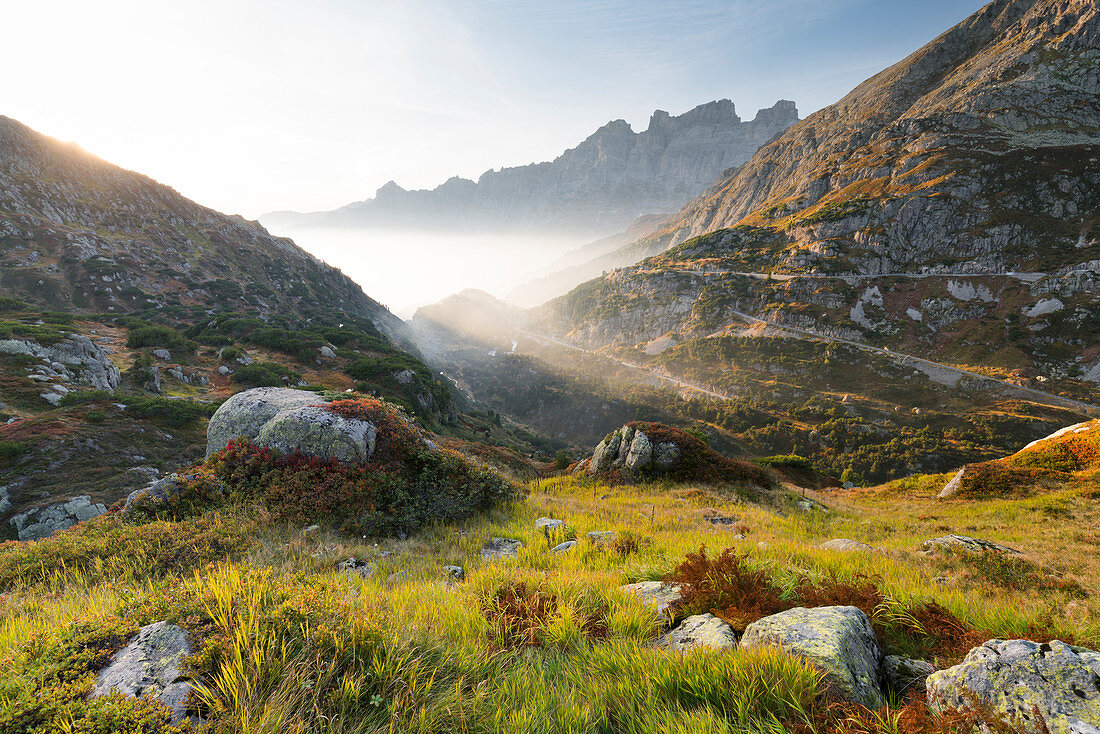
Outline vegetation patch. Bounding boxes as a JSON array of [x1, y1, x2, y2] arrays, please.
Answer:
[[624, 421, 772, 485], [230, 361, 301, 387]]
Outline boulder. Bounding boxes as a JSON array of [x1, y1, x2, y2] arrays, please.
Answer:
[[621, 581, 682, 619], [90, 621, 191, 723], [590, 432, 622, 473], [152, 348, 171, 361], [442, 565, 465, 582], [480, 537, 524, 560], [740, 606, 886, 708], [535, 517, 564, 536], [206, 387, 375, 464], [336, 557, 375, 578], [920, 534, 1021, 555], [587, 531, 615, 544], [124, 473, 214, 513], [927, 639, 1100, 734], [659, 613, 738, 651], [550, 540, 577, 553], [884, 655, 936, 696], [9, 495, 107, 540], [624, 430, 653, 469], [937, 466, 971, 499], [818, 538, 877, 553]]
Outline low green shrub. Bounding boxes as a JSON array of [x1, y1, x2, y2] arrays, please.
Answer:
[[0, 440, 25, 460], [60, 391, 219, 426], [231, 362, 301, 387], [126, 325, 193, 352]]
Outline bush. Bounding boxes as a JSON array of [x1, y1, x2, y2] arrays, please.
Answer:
[[0, 440, 25, 460], [60, 391, 219, 426], [231, 362, 301, 387], [757, 454, 816, 472], [126, 325, 193, 352], [0, 296, 27, 312]]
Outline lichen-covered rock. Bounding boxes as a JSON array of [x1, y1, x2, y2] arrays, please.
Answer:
[[254, 404, 376, 464], [654, 442, 681, 470], [336, 557, 375, 578], [587, 531, 615, 544], [480, 537, 524, 560], [621, 581, 682, 619], [206, 387, 320, 456], [9, 495, 107, 540], [124, 473, 222, 513], [818, 538, 877, 553], [884, 655, 936, 696], [740, 606, 885, 708], [442, 565, 465, 582], [920, 534, 1020, 555], [624, 430, 653, 469], [927, 639, 1100, 734], [590, 432, 622, 473], [535, 517, 564, 536], [90, 621, 191, 723], [550, 540, 577, 553], [659, 613, 738, 651], [206, 387, 375, 464]]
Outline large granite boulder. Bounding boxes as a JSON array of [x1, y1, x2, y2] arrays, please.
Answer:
[[9, 495, 107, 540], [740, 606, 885, 708], [659, 613, 738, 651], [90, 621, 191, 723], [927, 639, 1100, 734], [206, 387, 375, 463]]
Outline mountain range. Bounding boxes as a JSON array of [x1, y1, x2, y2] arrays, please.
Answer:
[[261, 99, 799, 238]]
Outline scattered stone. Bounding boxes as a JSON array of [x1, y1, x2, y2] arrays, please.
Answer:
[[936, 466, 974, 500], [797, 497, 829, 513], [659, 614, 738, 651], [705, 515, 740, 527], [320, 345, 337, 358], [920, 534, 1021, 555], [9, 495, 107, 540], [884, 655, 936, 696], [620, 581, 682, 618], [587, 531, 615, 544], [124, 473, 212, 513], [336, 557, 375, 578], [740, 606, 885, 709], [818, 539, 876, 553], [535, 517, 564, 536], [480, 537, 524, 560], [217, 365, 230, 376], [927, 639, 1100, 734], [550, 540, 577, 553], [442, 565, 464, 582], [145, 364, 162, 394], [152, 348, 171, 360], [90, 621, 191, 723]]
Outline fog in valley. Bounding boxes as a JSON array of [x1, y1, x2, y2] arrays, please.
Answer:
[[265, 225, 585, 317]]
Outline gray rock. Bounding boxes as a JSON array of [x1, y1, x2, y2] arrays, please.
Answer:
[[587, 531, 615, 544], [818, 538, 877, 553], [624, 430, 653, 469], [621, 581, 682, 619], [442, 565, 464, 582], [535, 517, 564, 536], [145, 364, 162, 394], [217, 365, 230, 376], [90, 621, 191, 723], [0, 334, 120, 391], [920, 534, 1021, 555], [124, 473, 213, 513], [336, 557, 375, 578], [927, 639, 1100, 734], [206, 387, 321, 456], [320, 345, 337, 358], [10, 495, 107, 540], [884, 655, 936, 696], [654, 441, 681, 470], [937, 466, 972, 499], [254, 404, 376, 464], [479, 537, 524, 560], [550, 540, 577, 553], [659, 613, 738, 651], [152, 348, 171, 360], [740, 606, 885, 709], [589, 432, 622, 474]]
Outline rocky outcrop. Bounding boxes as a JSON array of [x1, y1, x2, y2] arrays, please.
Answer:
[[205, 387, 375, 463], [0, 334, 121, 401], [884, 655, 937, 696], [9, 495, 107, 540], [659, 614, 738, 651], [927, 639, 1100, 734], [123, 473, 222, 514], [740, 606, 886, 708], [90, 621, 191, 723], [590, 425, 676, 473], [264, 100, 799, 238]]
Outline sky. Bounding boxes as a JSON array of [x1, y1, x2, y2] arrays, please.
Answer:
[[4, 0, 988, 219]]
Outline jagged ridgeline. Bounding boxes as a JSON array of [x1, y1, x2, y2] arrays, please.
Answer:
[[0, 115, 401, 336], [538, 0, 1100, 393]]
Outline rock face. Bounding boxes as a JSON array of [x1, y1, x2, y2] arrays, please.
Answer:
[[90, 621, 191, 723], [927, 639, 1100, 734], [740, 606, 886, 709], [588, 425, 680, 475], [264, 99, 799, 238], [9, 495, 107, 540], [205, 387, 375, 463], [884, 655, 937, 696], [659, 614, 738, 651], [0, 114, 404, 335]]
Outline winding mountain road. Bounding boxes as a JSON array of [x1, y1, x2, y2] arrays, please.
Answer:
[[518, 313, 1100, 417]]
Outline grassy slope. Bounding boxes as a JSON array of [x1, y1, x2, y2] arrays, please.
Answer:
[[1, 461, 1094, 733]]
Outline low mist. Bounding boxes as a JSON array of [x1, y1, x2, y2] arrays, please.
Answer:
[[268, 226, 583, 317]]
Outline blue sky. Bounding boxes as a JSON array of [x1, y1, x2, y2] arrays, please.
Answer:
[[4, 0, 988, 217]]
